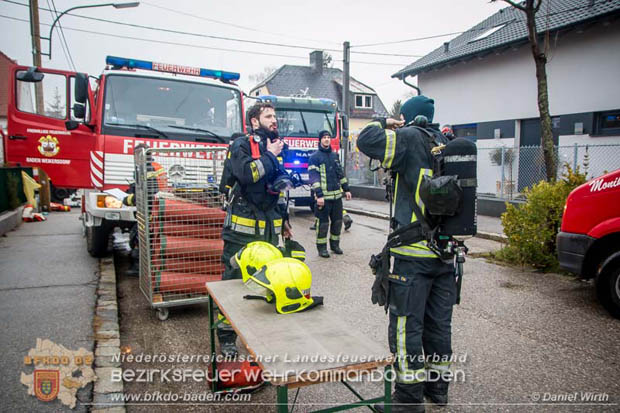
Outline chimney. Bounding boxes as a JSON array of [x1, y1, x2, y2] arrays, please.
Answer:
[[310, 50, 324, 75], [444, 42, 450, 53]]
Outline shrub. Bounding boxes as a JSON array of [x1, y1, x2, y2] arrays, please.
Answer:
[[496, 165, 587, 271]]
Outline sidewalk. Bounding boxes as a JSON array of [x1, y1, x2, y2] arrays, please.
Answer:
[[343, 198, 506, 241], [0, 211, 97, 412]]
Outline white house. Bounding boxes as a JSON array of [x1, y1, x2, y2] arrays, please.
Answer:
[[393, 0, 620, 196]]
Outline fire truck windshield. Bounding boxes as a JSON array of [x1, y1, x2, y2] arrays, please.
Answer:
[[102, 74, 242, 139], [276, 110, 335, 137]]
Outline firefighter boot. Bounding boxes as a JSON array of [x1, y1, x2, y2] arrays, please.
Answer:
[[424, 380, 449, 406], [330, 240, 343, 255], [126, 248, 139, 277], [217, 317, 238, 358], [317, 245, 330, 258]]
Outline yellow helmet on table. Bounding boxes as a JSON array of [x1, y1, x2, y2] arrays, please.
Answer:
[[231, 241, 283, 283]]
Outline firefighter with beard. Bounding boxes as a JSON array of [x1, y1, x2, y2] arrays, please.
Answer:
[[357, 95, 455, 412], [217, 102, 293, 357], [308, 130, 351, 257]]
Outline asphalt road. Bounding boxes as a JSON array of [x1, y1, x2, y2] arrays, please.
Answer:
[[0, 210, 98, 412], [114, 209, 619, 412]]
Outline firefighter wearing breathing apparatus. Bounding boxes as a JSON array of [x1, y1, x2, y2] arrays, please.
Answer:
[[217, 102, 293, 357], [308, 130, 352, 258], [357, 95, 477, 412]]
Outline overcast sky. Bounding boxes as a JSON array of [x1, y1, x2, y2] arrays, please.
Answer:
[[1, 0, 506, 110]]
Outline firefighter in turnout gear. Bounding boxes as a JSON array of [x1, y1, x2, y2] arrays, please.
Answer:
[[357, 95, 455, 412], [308, 130, 352, 258], [218, 102, 292, 357]]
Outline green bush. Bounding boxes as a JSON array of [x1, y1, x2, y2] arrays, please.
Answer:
[[496, 165, 587, 271]]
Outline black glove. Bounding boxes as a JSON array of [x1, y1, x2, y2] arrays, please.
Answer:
[[371, 272, 389, 307]]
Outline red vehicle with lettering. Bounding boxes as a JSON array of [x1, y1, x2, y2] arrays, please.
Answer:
[[256, 95, 345, 208], [557, 168, 620, 318], [4, 56, 243, 256]]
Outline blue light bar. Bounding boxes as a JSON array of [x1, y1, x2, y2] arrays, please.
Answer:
[[105, 56, 240, 82]]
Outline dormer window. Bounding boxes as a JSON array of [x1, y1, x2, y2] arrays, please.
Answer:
[[355, 94, 372, 109]]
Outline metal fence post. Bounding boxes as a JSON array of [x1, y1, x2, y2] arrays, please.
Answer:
[[500, 146, 505, 198], [573, 143, 578, 172]]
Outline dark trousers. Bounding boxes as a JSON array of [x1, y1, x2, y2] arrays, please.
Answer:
[[315, 198, 343, 249], [388, 257, 456, 402], [217, 229, 279, 346]]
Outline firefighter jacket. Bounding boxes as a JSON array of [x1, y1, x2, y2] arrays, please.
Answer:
[[308, 145, 350, 200], [222, 130, 288, 243], [357, 119, 448, 260], [123, 161, 166, 207]]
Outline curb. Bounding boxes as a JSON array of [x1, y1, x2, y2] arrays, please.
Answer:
[[92, 257, 125, 413], [346, 207, 508, 243], [0, 208, 22, 236]]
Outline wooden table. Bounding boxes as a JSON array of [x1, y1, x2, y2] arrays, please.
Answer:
[[206, 280, 393, 413]]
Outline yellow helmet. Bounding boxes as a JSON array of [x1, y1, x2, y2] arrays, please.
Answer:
[[245, 258, 314, 314], [231, 241, 283, 283]]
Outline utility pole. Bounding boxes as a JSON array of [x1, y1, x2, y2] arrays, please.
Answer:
[[29, 0, 45, 114], [342, 41, 350, 174]]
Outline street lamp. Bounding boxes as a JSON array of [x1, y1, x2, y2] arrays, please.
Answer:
[[40, 2, 140, 59]]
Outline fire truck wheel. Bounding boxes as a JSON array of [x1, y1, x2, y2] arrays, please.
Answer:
[[595, 255, 620, 320], [87, 225, 110, 257]]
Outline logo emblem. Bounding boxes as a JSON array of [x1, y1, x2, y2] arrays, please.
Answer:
[[37, 135, 60, 157], [34, 370, 59, 402], [168, 164, 186, 181]]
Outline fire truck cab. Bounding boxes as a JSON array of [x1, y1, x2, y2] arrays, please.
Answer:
[[5, 56, 243, 256], [557, 168, 620, 319], [255, 95, 345, 208]]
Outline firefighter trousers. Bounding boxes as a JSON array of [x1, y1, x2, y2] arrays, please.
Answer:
[[314, 198, 343, 250], [387, 257, 456, 402], [217, 229, 279, 347]]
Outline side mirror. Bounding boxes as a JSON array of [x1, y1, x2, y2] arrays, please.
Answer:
[[340, 114, 349, 131], [16, 67, 44, 83], [72, 103, 86, 119], [74, 73, 88, 104], [65, 120, 80, 130]]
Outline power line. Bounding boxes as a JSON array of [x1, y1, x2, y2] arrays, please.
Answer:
[[141, 0, 342, 46], [5, 0, 422, 58], [354, 31, 467, 48], [1, 13, 411, 68]]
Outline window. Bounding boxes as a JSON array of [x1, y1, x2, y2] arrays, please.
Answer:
[[355, 94, 372, 109], [275, 110, 334, 137], [453, 124, 477, 140], [102, 75, 243, 139], [595, 110, 620, 136], [469, 23, 507, 43], [16, 71, 67, 119]]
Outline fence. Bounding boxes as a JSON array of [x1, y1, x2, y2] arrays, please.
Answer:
[[345, 143, 620, 200]]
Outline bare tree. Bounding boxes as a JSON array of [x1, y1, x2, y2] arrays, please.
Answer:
[[249, 66, 278, 85], [495, 0, 556, 180], [389, 99, 402, 119]]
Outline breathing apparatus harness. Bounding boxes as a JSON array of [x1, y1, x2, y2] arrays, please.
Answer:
[[368, 117, 470, 310]]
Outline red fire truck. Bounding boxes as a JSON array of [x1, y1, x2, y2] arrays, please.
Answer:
[[4, 56, 243, 256], [255, 95, 346, 208], [557, 168, 620, 318]]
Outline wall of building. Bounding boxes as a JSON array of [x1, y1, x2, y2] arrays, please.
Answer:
[[420, 23, 620, 125]]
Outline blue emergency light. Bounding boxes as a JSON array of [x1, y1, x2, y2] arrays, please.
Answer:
[[105, 56, 240, 82]]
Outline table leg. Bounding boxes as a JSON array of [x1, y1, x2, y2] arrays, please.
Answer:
[[208, 296, 217, 393], [276, 385, 288, 413], [384, 365, 392, 413]]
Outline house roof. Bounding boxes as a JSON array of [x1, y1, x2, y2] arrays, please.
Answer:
[[252, 65, 388, 117], [393, 0, 620, 79]]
